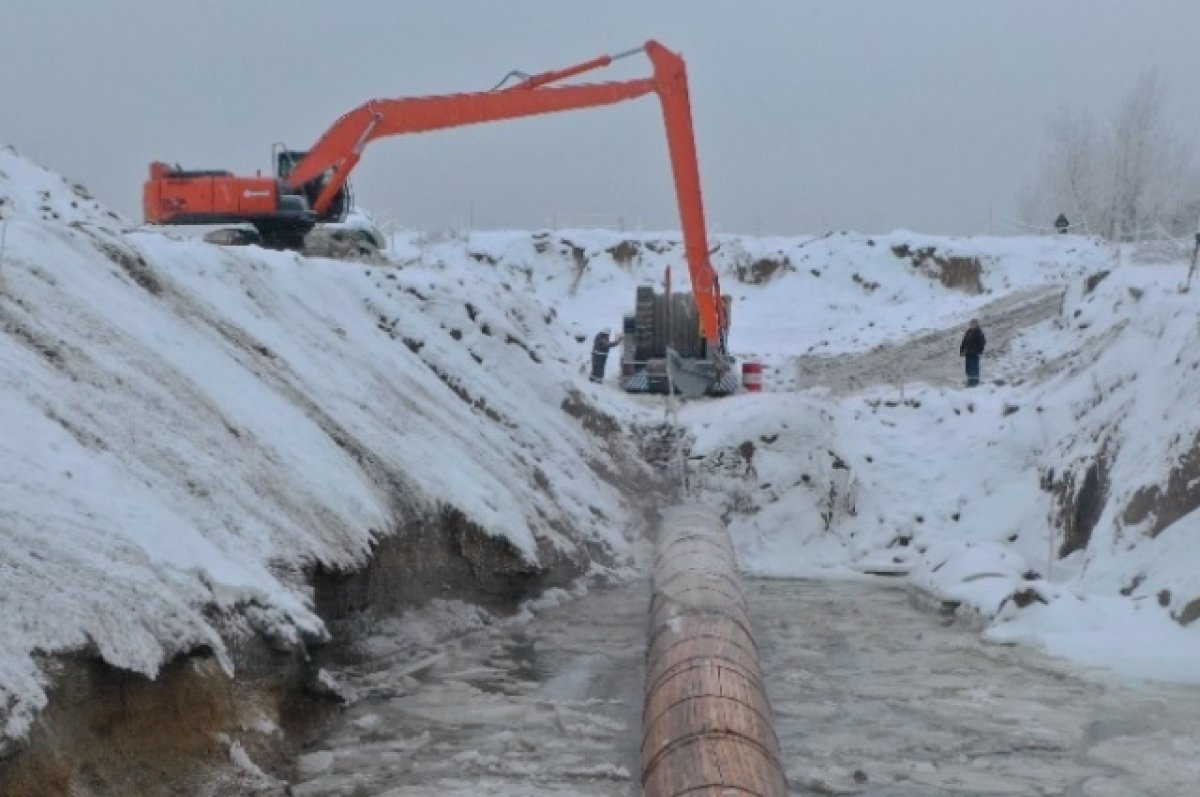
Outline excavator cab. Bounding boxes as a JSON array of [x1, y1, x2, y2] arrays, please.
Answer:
[[274, 148, 351, 225]]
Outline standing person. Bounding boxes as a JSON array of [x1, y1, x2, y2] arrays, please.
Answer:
[[590, 327, 622, 383], [959, 318, 986, 387]]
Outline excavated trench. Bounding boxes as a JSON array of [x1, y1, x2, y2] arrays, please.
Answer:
[[0, 510, 597, 797], [11, 384, 1200, 797], [282, 532, 1200, 797], [9, 275, 1200, 796], [0, 393, 660, 797]]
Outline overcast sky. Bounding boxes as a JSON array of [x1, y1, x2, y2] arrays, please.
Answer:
[[3, 2, 1198, 236]]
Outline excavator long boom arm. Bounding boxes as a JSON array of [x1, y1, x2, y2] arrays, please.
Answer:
[[285, 40, 724, 347], [287, 77, 656, 215]]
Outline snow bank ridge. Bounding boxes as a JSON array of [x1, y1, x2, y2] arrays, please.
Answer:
[[0, 147, 636, 741]]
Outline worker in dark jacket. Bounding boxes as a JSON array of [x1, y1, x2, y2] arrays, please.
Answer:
[[590, 327, 622, 383], [959, 318, 986, 387]]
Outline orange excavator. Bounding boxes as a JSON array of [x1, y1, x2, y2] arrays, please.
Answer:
[[143, 40, 732, 395]]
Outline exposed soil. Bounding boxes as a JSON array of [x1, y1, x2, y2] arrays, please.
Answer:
[[312, 507, 599, 642], [0, 644, 310, 797], [1123, 429, 1200, 540], [0, 496, 584, 797], [1049, 439, 1113, 558], [0, 388, 651, 796], [735, 255, 792, 285], [890, 245, 984, 294]]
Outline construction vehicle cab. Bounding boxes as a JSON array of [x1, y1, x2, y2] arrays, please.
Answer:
[[274, 147, 352, 226]]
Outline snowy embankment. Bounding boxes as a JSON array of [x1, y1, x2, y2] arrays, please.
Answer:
[[665, 233, 1200, 683], [427, 224, 1200, 682], [0, 147, 644, 744], [4, 138, 1199, 759]]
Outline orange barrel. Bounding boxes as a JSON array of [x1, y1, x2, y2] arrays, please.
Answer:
[[741, 361, 763, 392]]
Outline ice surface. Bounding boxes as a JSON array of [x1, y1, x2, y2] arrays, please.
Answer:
[[757, 579, 1200, 796], [297, 576, 1200, 795], [290, 579, 648, 796]]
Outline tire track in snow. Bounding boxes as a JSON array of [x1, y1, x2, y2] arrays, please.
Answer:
[[794, 286, 1065, 393]]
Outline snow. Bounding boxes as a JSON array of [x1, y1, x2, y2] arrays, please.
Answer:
[[455, 219, 1199, 689], [664, 235, 1200, 688], [0, 147, 640, 741], [2, 142, 1199, 750], [987, 590, 1200, 684]]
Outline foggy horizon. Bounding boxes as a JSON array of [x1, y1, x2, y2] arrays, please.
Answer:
[[3, 1, 1198, 237]]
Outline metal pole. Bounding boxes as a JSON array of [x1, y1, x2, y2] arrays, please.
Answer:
[[0, 219, 8, 294], [1188, 228, 1200, 290]]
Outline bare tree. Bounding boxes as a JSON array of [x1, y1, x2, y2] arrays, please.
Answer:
[[1029, 107, 1102, 235], [1023, 71, 1200, 241], [1108, 71, 1164, 240]]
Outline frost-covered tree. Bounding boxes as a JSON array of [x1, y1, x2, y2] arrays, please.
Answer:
[[1023, 71, 1200, 241], [1023, 107, 1103, 235]]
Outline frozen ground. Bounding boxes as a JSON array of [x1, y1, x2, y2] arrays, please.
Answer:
[[677, 253, 1200, 683], [760, 579, 1200, 796], [289, 573, 649, 797], [0, 147, 644, 741], [288, 574, 1200, 796]]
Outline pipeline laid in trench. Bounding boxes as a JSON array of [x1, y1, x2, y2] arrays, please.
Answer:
[[641, 505, 787, 796]]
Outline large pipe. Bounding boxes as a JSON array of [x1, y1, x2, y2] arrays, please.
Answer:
[[641, 506, 787, 796]]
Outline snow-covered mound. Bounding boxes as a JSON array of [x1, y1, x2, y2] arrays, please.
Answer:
[[395, 227, 1107, 381], [5, 135, 1199, 752], [0, 145, 125, 228], [982, 264, 1200, 678], [0, 148, 643, 742], [388, 224, 1200, 682], [680, 247, 1200, 682]]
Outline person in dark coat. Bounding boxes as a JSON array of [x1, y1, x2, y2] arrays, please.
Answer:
[[959, 318, 986, 387], [590, 327, 622, 383]]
